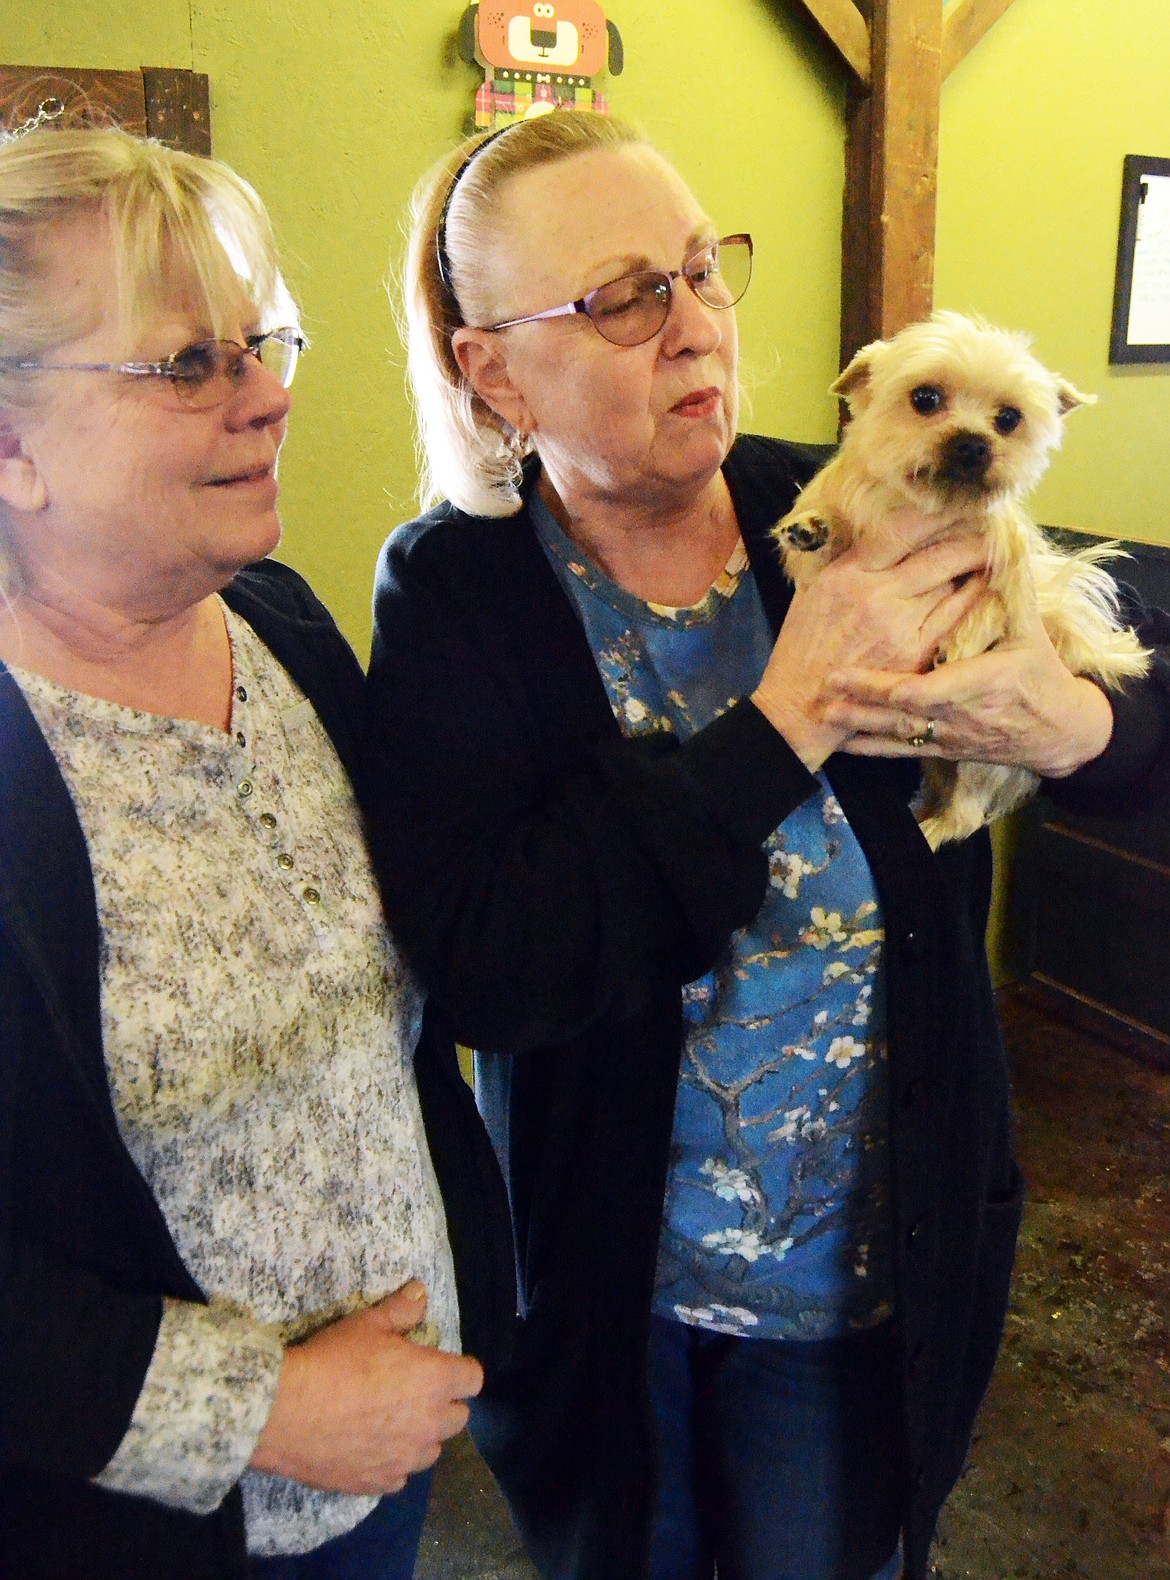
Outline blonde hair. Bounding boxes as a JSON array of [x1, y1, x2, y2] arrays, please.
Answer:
[[0, 123, 293, 406], [0, 122, 295, 593], [397, 111, 647, 517]]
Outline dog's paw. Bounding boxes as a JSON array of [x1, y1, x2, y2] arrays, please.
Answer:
[[777, 512, 831, 553], [916, 805, 994, 849], [916, 811, 969, 850]]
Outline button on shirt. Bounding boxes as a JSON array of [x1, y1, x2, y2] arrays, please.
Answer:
[[11, 604, 459, 1556], [532, 495, 895, 1341]]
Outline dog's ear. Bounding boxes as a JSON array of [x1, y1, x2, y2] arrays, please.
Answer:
[[1055, 377, 1096, 416], [830, 345, 879, 414]]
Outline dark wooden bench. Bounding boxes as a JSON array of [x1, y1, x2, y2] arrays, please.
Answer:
[[1007, 532, 1170, 1069]]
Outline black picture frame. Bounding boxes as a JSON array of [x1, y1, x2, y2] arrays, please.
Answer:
[[1109, 153, 1170, 365]]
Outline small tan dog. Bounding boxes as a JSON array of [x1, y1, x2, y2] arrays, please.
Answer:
[[775, 311, 1150, 849]]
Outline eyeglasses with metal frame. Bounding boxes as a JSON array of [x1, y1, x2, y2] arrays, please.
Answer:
[[481, 233, 753, 348], [0, 327, 307, 410]]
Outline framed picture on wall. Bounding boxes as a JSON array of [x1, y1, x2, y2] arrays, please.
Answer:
[[1109, 154, 1170, 365]]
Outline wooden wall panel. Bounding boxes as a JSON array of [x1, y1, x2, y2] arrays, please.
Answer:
[[143, 68, 211, 157], [0, 68, 147, 135], [1005, 532, 1170, 1070], [0, 66, 211, 155]]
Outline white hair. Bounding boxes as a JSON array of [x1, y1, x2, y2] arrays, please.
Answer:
[[395, 111, 647, 517]]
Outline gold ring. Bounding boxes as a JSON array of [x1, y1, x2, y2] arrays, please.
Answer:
[[907, 719, 935, 748]]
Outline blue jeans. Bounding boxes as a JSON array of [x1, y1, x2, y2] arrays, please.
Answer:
[[647, 1316, 904, 1580], [248, 1472, 431, 1580]]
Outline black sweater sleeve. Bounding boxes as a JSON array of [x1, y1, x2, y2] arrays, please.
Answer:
[[0, 1240, 162, 1479], [0, 934, 164, 1480]]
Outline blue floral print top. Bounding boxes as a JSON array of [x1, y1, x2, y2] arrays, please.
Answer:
[[531, 493, 895, 1340]]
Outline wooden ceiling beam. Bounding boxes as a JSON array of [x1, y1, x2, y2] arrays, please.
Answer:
[[797, 0, 872, 85], [942, 0, 1020, 80], [840, 0, 942, 362], [782, 1, 1027, 362]]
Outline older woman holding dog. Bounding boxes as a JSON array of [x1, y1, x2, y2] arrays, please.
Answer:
[[0, 125, 515, 1580], [368, 113, 1170, 1580]]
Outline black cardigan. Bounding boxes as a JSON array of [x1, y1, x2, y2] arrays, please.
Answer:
[[368, 435, 1170, 1580], [0, 559, 514, 1579]]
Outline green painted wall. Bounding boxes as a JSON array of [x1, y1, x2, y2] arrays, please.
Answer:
[[936, 0, 1170, 546], [7, 0, 1170, 639], [2, 1, 843, 653]]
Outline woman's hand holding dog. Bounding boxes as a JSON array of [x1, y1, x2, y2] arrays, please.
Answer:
[[752, 507, 990, 771], [826, 596, 1116, 778]]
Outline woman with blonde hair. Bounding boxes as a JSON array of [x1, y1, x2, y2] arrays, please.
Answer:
[[0, 122, 511, 1579], [370, 111, 1170, 1580]]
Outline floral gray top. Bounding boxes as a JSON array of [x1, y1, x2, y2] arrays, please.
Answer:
[[10, 603, 458, 1557]]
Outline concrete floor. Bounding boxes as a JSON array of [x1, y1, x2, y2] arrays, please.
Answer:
[[929, 989, 1170, 1578], [416, 989, 1170, 1578]]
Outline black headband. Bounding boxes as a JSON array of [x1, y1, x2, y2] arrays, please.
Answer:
[[435, 126, 513, 300]]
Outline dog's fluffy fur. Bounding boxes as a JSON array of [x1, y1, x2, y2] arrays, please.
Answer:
[[774, 311, 1150, 849]]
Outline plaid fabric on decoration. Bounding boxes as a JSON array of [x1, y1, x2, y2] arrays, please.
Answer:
[[473, 72, 607, 129], [474, 80, 495, 128]]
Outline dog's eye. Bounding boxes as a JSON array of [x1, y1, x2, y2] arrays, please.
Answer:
[[910, 384, 945, 416], [995, 406, 1023, 435]]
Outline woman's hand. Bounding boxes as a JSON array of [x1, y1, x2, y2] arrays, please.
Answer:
[[825, 600, 1115, 778], [250, 1282, 483, 1495], [751, 509, 991, 771]]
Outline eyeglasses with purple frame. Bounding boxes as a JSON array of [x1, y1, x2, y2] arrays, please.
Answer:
[[481, 233, 753, 348]]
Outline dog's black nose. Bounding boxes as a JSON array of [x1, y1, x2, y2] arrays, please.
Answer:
[[941, 430, 992, 481]]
